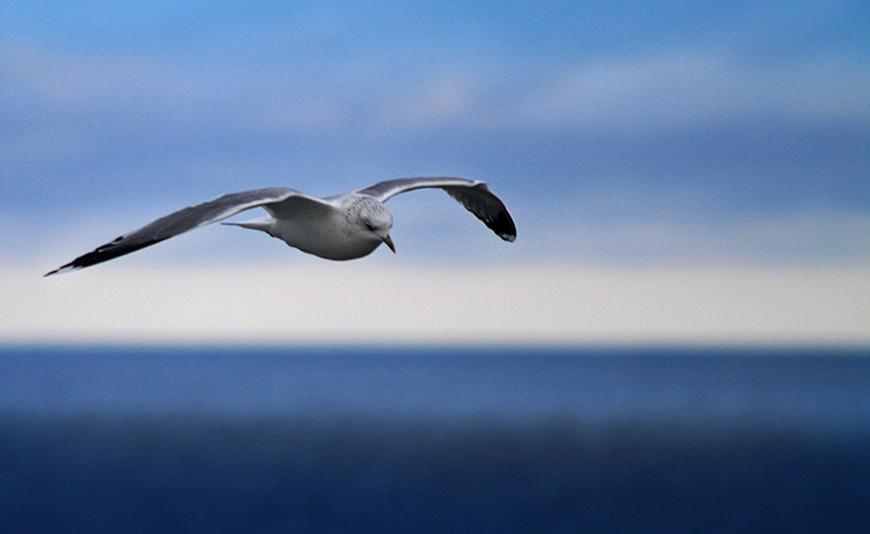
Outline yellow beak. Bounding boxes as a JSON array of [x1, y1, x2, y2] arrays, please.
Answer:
[[382, 235, 396, 253]]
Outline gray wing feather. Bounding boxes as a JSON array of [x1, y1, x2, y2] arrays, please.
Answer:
[[355, 177, 517, 242], [45, 187, 304, 276]]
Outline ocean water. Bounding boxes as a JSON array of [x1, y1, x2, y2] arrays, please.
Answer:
[[1, 345, 869, 533]]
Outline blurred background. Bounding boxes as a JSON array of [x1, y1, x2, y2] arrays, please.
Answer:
[[1, 0, 868, 345], [2, 1, 870, 532]]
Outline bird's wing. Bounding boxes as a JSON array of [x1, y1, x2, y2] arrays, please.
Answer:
[[353, 177, 517, 242], [45, 187, 327, 276]]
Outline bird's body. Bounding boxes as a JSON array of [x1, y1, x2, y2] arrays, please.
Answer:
[[227, 193, 394, 261], [45, 177, 516, 276]]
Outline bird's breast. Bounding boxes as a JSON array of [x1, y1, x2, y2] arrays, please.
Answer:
[[271, 218, 381, 260]]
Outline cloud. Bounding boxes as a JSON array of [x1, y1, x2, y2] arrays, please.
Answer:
[[519, 50, 870, 131], [3, 41, 869, 269], [6, 41, 867, 140], [537, 210, 870, 266], [3, 264, 869, 346]]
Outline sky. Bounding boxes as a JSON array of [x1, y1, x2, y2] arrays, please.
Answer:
[[2, 0, 869, 345]]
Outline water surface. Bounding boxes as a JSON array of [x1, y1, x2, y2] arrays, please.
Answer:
[[2, 345, 868, 533]]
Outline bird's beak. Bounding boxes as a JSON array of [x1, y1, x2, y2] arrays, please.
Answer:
[[382, 235, 396, 253]]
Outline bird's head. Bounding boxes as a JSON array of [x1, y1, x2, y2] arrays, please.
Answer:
[[353, 196, 395, 253]]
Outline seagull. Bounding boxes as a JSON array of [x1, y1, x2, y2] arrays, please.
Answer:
[[45, 177, 516, 276]]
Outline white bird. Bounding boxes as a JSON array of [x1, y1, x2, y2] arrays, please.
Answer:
[[45, 177, 516, 276]]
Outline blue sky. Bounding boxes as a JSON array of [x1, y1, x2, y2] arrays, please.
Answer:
[[1, 1, 869, 344], [3, 0, 868, 267]]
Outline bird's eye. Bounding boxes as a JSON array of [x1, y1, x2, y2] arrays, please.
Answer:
[[364, 222, 375, 231]]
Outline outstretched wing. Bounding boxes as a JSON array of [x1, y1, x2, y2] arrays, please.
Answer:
[[354, 177, 516, 242], [45, 187, 313, 276]]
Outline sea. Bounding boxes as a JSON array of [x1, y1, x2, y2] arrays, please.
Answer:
[[1, 345, 869, 533]]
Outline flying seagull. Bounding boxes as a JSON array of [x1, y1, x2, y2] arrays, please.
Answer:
[[45, 177, 516, 276]]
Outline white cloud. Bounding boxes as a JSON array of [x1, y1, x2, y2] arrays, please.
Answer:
[[3, 264, 868, 346]]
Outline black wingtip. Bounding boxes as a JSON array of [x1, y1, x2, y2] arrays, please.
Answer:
[[44, 261, 81, 277], [491, 210, 517, 242], [475, 192, 516, 242], [43, 259, 89, 277], [443, 184, 517, 243], [44, 237, 166, 277]]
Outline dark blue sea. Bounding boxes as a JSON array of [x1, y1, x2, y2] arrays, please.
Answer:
[[2, 345, 869, 533]]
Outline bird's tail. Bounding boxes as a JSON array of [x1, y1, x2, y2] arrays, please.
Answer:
[[221, 218, 276, 237]]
